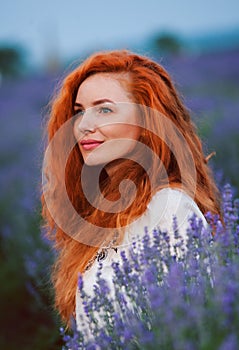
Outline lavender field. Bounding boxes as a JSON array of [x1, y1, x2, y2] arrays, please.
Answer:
[[0, 48, 239, 349], [165, 49, 239, 191]]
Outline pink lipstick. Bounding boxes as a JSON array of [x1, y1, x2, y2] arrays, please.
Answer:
[[80, 139, 104, 150]]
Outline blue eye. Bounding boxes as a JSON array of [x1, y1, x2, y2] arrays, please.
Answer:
[[99, 107, 112, 114], [74, 109, 85, 117]]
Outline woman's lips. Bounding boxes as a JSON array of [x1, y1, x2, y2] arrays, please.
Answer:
[[80, 140, 104, 151]]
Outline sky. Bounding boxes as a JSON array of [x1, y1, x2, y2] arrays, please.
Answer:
[[1, 0, 239, 68]]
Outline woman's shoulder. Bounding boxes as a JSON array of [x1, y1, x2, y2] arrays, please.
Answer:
[[147, 187, 200, 215], [124, 187, 207, 245], [148, 187, 207, 229], [149, 187, 195, 203]]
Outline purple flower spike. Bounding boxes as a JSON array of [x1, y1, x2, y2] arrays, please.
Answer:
[[62, 184, 239, 350], [78, 273, 84, 290]]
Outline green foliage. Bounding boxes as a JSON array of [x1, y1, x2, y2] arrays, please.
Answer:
[[0, 205, 63, 349], [154, 32, 183, 55], [0, 45, 25, 77]]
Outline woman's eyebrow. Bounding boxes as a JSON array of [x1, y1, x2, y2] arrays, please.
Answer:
[[74, 99, 115, 109], [92, 99, 115, 106], [74, 102, 83, 109]]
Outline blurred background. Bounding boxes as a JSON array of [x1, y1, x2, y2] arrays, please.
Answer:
[[0, 0, 239, 348]]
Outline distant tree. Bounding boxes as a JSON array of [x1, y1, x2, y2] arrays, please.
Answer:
[[154, 32, 183, 55], [0, 45, 25, 78]]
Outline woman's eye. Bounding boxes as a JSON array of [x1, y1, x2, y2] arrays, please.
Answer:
[[74, 109, 85, 117], [99, 107, 113, 114]]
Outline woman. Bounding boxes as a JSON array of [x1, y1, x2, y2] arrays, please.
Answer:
[[42, 50, 220, 327]]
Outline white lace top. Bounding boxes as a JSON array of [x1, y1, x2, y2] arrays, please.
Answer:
[[75, 188, 207, 330]]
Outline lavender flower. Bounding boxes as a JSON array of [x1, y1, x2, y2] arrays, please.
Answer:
[[1, 49, 239, 348], [63, 185, 239, 349]]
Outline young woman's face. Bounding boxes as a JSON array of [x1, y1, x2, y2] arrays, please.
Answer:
[[73, 73, 141, 169]]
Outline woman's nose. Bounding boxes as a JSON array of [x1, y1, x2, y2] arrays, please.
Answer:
[[74, 109, 96, 136]]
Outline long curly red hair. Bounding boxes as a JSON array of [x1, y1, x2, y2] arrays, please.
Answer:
[[42, 50, 220, 323]]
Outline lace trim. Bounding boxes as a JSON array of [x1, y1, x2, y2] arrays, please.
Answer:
[[85, 231, 119, 271]]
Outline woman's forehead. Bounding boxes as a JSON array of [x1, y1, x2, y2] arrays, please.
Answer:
[[75, 73, 132, 105]]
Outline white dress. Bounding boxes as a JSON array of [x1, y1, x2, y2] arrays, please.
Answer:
[[75, 188, 207, 330]]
